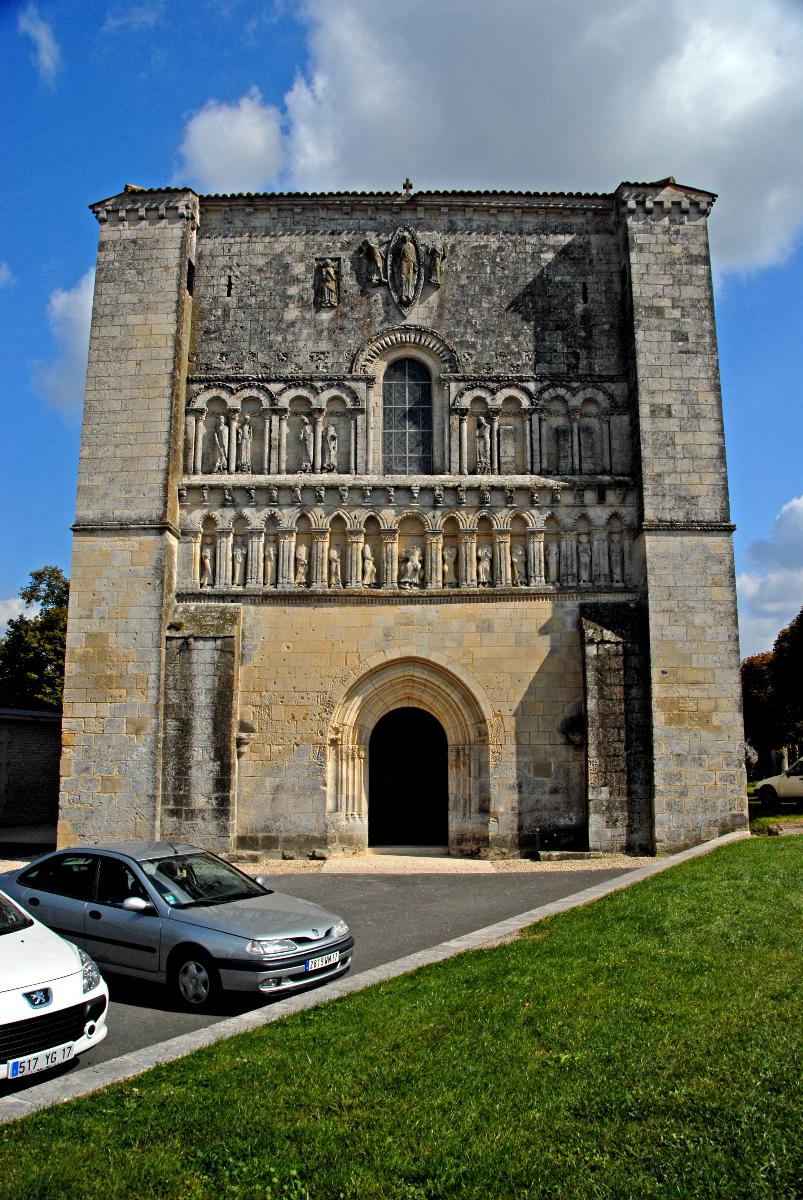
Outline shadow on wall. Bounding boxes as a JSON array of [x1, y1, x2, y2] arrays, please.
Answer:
[[0, 708, 60, 847]]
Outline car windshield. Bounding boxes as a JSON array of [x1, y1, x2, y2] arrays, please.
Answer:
[[0, 891, 33, 935], [139, 853, 266, 908]]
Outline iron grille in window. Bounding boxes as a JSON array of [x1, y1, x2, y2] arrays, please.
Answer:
[[382, 359, 433, 475]]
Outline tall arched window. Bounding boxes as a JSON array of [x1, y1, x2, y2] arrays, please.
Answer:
[[382, 359, 432, 475]]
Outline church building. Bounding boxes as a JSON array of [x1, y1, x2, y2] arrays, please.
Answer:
[[58, 178, 747, 857]]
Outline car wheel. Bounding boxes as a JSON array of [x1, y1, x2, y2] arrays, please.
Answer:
[[757, 786, 777, 813], [170, 949, 220, 1009]]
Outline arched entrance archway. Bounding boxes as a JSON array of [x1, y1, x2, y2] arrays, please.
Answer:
[[326, 655, 494, 856], [368, 707, 448, 846]]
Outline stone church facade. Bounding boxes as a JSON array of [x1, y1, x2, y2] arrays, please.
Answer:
[[58, 179, 747, 858]]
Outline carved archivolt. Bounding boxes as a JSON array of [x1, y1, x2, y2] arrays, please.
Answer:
[[352, 325, 461, 375]]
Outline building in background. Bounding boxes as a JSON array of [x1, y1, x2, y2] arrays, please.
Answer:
[[58, 179, 747, 856]]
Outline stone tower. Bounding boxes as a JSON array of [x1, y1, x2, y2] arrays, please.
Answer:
[[59, 179, 747, 856]]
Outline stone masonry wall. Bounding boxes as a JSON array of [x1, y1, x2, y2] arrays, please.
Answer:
[[0, 710, 61, 829]]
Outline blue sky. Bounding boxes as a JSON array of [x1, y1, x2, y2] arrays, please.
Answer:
[[2, 0, 801, 656]]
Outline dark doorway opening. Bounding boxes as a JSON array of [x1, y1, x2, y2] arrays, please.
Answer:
[[368, 707, 448, 846]]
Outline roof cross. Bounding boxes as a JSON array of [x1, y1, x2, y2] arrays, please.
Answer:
[[402, 177, 413, 198]]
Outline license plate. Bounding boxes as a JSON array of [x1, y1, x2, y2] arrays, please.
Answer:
[[305, 951, 340, 973], [8, 1041, 75, 1079]]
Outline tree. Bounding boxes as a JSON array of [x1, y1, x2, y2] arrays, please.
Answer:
[[0, 567, 69, 711], [741, 652, 778, 776], [772, 607, 803, 755]]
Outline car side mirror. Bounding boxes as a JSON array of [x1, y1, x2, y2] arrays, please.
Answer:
[[122, 896, 155, 914]]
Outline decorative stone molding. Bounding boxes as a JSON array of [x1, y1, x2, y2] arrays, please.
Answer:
[[352, 325, 461, 375]]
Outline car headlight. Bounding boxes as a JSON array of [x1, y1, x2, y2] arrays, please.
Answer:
[[246, 939, 298, 957], [78, 947, 102, 994], [332, 920, 349, 938]]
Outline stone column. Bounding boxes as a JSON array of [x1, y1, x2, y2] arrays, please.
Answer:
[[277, 529, 294, 587], [346, 529, 363, 587], [349, 416, 357, 474], [261, 408, 271, 474], [190, 531, 202, 588], [528, 529, 545, 586], [493, 531, 511, 587], [490, 414, 499, 474], [601, 417, 612, 473], [278, 413, 288, 474], [529, 412, 541, 475], [425, 531, 443, 589], [380, 529, 399, 589], [592, 530, 610, 584], [459, 413, 468, 475], [247, 530, 264, 588], [310, 529, 329, 590], [215, 529, 233, 589], [312, 411, 324, 473], [366, 393, 375, 474], [459, 531, 477, 588], [523, 414, 532, 473], [560, 531, 577, 586], [570, 413, 580, 475], [191, 411, 204, 474], [227, 412, 238, 474]]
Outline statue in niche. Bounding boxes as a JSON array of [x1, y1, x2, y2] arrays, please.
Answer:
[[386, 486, 395, 504], [457, 485, 466, 505], [200, 546, 214, 588], [428, 244, 447, 286], [362, 543, 377, 586], [237, 416, 253, 473], [477, 546, 492, 586], [223, 487, 234, 506], [442, 545, 457, 586], [323, 424, 338, 471], [505, 487, 515, 508], [398, 233, 418, 304], [329, 547, 342, 588], [476, 416, 491, 473], [294, 544, 309, 586], [546, 540, 559, 584], [299, 417, 313, 472], [213, 415, 228, 472], [268, 485, 279, 503], [400, 546, 423, 588], [511, 545, 526, 586], [315, 485, 326, 504], [264, 542, 276, 587], [232, 543, 246, 587], [480, 487, 491, 506], [247, 487, 256, 505], [578, 534, 592, 585], [433, 485, 444, 506], [291, 485, 302, 504], [362, 486, 372, 503], [609, 532, 624, 585], [360, 239, 386, 285], [339, 485, 349, 503], [318, 259, 339, 308]]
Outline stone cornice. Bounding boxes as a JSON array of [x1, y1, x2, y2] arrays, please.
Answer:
[[91, 189, 200, 229], [639, 520, 735, 534], [176, 588, 640, 607], [72, 519, 182, 538]]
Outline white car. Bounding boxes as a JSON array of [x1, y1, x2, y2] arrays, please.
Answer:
[[754, 759, 803, 809], [0, 888, 108, 1082]]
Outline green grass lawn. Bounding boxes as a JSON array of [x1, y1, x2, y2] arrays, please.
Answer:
[[2, 838, 801, 1200]]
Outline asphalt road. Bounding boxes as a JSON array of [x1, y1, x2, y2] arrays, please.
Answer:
[[2, 867, 628, 1105]]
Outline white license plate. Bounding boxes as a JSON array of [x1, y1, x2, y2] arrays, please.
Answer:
[[8, 1041, 75, 1079], [305, 951, 340, 973]]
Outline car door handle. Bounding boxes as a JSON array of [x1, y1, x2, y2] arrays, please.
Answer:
[[28, 897, 40, 907], [88, 910, 102, 920]]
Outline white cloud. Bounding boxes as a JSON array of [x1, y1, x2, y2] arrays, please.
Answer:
[[737, 496, 803, 657], [102, 3, 164, 34], [30, 269, 95, 418], [276, 0, 803, 273], [18, 3, 61, 86], [175, 87, 284, 193], [0, 263, 14, 288], [0, 598, 26, 636]]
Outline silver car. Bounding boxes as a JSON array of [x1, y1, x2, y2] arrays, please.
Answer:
[[0, 843, 353, 1009]]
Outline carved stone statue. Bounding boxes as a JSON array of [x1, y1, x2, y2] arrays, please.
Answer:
[[213, 415, 228, 473], [578, 534, 592, 585], [236, 416, 252, 473], [546, 540, 559, 584], [323, 424, 338, 471], [294, 543, 309, 586], [299, 417, 313, 472], [329, 547, 342, 587], [511, 545, 526, 586], [200, 546, 214, 587], [442, 545, 457, 586], [362, 543, 377, 586], [477, 545, 492, 586], [264, 542, 276, 587], [476, 415, 491, 473], [319, 259, 338, 308], [400, 545, 423, 588], [291, 484, 302, 504], [428, 244, 447, 286], [360, 239, 386, 285], [609, 532, 624, 585], [398, 233, 418, 303], [232, 543, 246, 587]]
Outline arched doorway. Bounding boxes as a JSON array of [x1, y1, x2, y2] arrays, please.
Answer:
[[368, 707, 448, 846]]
